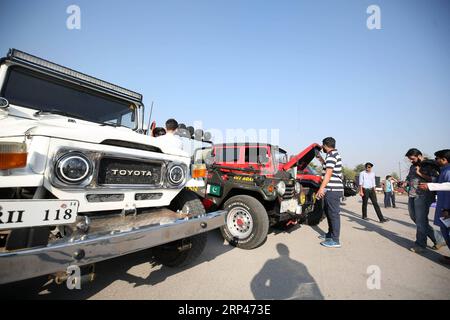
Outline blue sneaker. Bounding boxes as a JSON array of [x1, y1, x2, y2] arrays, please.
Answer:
[[321, 239, 342, 248]]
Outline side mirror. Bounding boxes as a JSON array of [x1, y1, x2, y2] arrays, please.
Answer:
[[258, 155, 270, 165], [0, 97, 9, 110], [205, 156, 214, 166]]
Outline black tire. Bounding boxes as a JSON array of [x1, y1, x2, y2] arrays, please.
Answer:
[[220, 195, 269, 250], [153, 190, 208, 268], [169, 189, 206, 218], [304, 198, 325, 226], [153, 233, 207, 268]]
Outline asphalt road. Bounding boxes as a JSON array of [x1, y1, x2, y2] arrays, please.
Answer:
[[2, 195, 450, 300]]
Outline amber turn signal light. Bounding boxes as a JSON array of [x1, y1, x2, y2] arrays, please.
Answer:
[[0, 142, 27, 170], [192, 164, 207, 179]]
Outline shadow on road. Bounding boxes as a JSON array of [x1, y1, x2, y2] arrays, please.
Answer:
[[0, 230, 233, 300], [384, 215, 418, 230], [250, 243, 323, 300], [270, 223, 302, 236], [350, 197, 419, 230], [340, 208, 450, 269], [310, 225, 327, 237]]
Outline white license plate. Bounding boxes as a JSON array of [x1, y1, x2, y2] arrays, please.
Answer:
[[0, 200, 79, 230], [280, 199, 298, 213]]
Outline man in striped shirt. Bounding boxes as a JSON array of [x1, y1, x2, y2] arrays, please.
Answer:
[[316, 137, 344, 248]]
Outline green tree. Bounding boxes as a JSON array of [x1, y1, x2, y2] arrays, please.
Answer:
[[391, 172, 400, 180], [309, 162, 322, 173], [343, 166, 356, 181], [354, 164, 366, 174]]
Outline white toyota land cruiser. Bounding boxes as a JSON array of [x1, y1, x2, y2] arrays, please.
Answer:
[[0, 49, 226, 285]]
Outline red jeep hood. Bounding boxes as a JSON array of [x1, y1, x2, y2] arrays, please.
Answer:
[[282, 143, 322, 171]]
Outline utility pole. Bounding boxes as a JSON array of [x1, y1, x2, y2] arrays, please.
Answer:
[[399, 162, 402, 181]]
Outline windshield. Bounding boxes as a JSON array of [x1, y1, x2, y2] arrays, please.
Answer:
[[272, 148, 288, 164], [2, 67, 138, 129], [214, 147, 241, 163], [305, 165, 319, 175], [245, 147, 269, 163]]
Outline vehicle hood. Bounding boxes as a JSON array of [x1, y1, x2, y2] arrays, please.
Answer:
[[282, 143, 322, 171], [0, 113, 188, 157]]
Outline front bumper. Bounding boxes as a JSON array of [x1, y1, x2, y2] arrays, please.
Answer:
[[0, 209, 226, 285]]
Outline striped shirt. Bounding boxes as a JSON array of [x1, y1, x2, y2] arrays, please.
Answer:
[[323, 150, 344, 191]]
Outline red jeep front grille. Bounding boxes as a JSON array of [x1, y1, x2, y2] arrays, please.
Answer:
[[283, 185, 295, 199]]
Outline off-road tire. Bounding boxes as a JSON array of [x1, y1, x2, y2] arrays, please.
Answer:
[[304, 198, 325, 226], [153, 233, 207, 268], [153, 190, 207, 268], [169, 189, 206, 218], [220, 195, 269, 250]]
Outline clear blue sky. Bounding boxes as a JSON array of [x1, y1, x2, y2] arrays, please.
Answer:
[[1, 0, 449, 178]]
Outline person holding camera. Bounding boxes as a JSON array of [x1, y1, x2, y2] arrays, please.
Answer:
[[405, 148, 444, 254], [419, 149, 450, 265]]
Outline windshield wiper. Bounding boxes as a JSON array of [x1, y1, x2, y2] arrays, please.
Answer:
[[34, 108, 87, 121]]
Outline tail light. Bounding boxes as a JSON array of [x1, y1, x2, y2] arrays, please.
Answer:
[[0, 142, 27, 170], [192, 164, 207, 179]]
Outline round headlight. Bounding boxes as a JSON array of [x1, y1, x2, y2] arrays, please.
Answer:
[[299, 192, 307, 205], [295, 182, 301, 194], [56, 153, 91, 183], [168, 165, 185, 185], [276, 181, 286, 196], [0, 97, 9, 109]]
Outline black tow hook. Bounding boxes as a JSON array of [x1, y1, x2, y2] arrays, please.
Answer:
[[200, 222, 208, 229]]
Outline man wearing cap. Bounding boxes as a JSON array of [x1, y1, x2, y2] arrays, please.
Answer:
[[359, 162, 389, 223]]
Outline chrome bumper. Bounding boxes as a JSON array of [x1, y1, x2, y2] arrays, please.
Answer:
[[0, 210, 226, 285]]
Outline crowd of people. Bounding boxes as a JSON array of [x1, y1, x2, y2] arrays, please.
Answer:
[[150, 122, 450, 265], [317, 141, 450, 265]]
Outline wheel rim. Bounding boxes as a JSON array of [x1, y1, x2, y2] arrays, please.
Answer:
[[226, 206, 254, 239]]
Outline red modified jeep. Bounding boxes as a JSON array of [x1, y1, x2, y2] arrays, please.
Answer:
[[193, 143, 325, 249]]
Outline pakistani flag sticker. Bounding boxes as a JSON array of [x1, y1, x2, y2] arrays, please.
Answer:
[[207, 184, 222, 197]]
